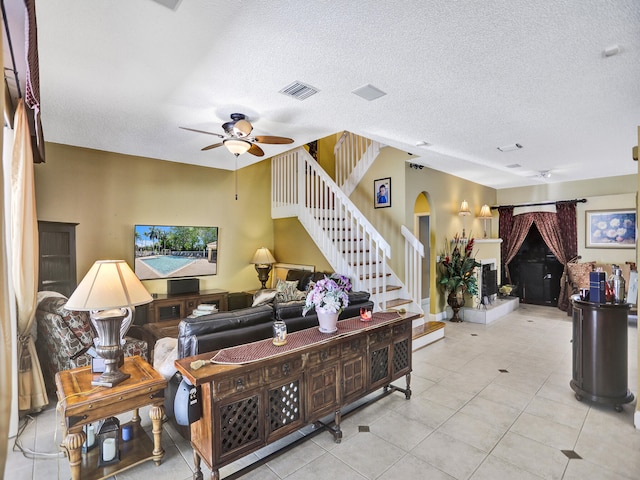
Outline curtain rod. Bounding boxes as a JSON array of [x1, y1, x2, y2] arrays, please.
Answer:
[[491, 198, 587, 210], [1, 0, 23, 99]]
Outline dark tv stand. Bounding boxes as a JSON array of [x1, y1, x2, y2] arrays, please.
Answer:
[[144, 289, 228, 324]]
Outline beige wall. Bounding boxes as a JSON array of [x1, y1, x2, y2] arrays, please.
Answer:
[[273, 218, 333, 273], [498, 176, 637, 266], [404, 163, 497, 314], [34, 143, 275, 294], [347, 146, 497, 315], [349, 146, 411, 276]]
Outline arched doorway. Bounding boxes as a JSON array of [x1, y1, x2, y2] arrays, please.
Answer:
[[414, 192, 431, 312]]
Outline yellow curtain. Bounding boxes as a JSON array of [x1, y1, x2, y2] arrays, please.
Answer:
[[11, 99, 47, 413]]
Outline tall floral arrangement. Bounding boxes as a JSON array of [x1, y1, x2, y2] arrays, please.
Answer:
[[303, 274, 352, 315], [438, 235, 481, 296]]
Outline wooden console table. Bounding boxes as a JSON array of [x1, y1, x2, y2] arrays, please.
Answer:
[[175, 312, 416, 480], [55, 356, 167, 480]]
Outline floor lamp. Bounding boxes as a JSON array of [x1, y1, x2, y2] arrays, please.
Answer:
[[65, 260, 152, 387]]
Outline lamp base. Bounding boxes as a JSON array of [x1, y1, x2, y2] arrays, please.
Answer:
[[255, 264, 272, 290], [92, 368, 130, 388], [90, 309, 130, 388]]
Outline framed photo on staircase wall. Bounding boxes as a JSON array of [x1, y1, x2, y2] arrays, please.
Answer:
[[374, 177, 391, 208]]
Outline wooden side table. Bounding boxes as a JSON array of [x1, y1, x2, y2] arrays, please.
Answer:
[[55, 355, 167, 480]]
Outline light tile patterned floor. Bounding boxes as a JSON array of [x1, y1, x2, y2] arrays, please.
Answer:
[[6, 304, 640, 479]]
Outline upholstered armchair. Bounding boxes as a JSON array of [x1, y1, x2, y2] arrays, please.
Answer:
[[34, 293, 148, 393]]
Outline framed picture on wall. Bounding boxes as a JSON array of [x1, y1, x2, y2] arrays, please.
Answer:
[[586, 209, 636, 248], [374, 177, 391, 208]]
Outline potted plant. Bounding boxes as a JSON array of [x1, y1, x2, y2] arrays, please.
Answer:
[[303, 274, 352, 333], [438, 235, 481, 322]]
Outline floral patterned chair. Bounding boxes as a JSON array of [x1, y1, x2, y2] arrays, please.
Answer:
[[35, 292, 148, 394]]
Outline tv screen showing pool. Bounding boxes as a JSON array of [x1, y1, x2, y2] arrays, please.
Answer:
[[134, 225, 218, 280]]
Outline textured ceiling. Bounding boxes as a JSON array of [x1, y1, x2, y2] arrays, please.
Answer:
[[6, 0, 640, 188]]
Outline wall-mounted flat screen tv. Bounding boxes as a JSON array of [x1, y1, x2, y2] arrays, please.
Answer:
[[134, 225, 218, 280]]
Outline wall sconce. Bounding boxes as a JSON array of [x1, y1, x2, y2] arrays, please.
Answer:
[[458, 200, 471, 238], [479, 204, 493, 238], [65, 260, 152, 387], [251, 247, 277, 289]]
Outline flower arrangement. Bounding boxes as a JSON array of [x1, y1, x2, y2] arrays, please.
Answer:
[[438, 235, 481, 296], [303, 274, 352, 315]]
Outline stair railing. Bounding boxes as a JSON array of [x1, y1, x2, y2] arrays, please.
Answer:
[[334, 131, 381, 196], [401, 225, 424, 309], [272, 147, 390, 309]]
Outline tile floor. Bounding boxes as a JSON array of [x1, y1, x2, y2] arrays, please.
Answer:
[[6, 304, 640, 480]]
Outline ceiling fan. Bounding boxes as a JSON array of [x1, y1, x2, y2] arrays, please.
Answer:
[[180, 113, 294, 157]]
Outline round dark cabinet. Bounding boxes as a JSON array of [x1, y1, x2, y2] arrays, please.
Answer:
[[570, 297, 634, 411]]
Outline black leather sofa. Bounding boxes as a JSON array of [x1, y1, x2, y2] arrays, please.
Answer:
[[178, 290, 373, 357], [167, 290, 374, 432]]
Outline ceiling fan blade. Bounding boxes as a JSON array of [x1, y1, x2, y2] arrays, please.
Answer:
[[202, 142, 223, 151], [248, 143, 265, 157], [254, 136, 294, 144], [180, 126, 224, 138]]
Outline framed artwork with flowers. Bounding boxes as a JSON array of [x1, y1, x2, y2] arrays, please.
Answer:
[[586, 209, 636, 248]]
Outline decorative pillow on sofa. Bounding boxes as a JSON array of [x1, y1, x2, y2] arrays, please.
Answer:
[[567, 262, 595, 289], [286, 269, 314, 291], [275, 279, 306, 302], [252, 288, 277, 307]]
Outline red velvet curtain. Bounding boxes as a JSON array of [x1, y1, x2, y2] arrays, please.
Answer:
[[503, 214, 534, 283], [555, 201, 578, 311], [499, 202, 578, 310], [533, 212, 567, 265], [498, 207, 514, 282], [556, 201, 578, 260]]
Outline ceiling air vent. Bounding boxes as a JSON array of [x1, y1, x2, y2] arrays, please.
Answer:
[[506, 164, 521, 168], [279, 81, 319, 101]]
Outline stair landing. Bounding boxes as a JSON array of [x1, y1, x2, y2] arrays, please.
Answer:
[[412, 320, 445, 351]]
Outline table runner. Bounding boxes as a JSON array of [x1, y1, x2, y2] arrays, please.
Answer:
[[210, 311, 402, 365]]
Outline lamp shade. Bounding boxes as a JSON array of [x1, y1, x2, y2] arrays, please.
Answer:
[[479, 204, 492, 218], [458, 200, 471, 216], [66, 260, 152, 311], [233, 119, 253, 137], [251, 248, 276, 265], [223, 138, 252, 155]]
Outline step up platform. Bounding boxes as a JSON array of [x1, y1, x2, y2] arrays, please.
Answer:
[[460, 296, 519, 324], [412, 321, 445, 351]]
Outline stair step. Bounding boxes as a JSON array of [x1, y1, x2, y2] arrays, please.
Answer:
[[371, 284, 401, 294], [360, 272, 392, 280], [412, 321, 445, 350], [384, 298, 412, 308]]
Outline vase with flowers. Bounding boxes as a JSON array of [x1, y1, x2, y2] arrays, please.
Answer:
[[438, 235, 481, 322], [303, 274, 352, 333]]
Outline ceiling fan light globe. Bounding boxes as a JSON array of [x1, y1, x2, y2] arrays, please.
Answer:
[[233, 119, 253, 137], [223, 138, 252, 155]]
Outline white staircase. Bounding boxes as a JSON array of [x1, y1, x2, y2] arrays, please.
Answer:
[[334, 131, 381, 197], [272, 144, 424, 321]]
